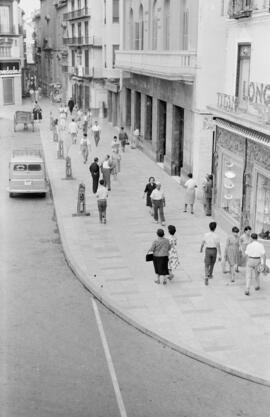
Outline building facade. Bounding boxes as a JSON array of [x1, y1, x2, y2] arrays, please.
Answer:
[[0, 0, 24, 106], [103, 0, 121, 125], [209, 0, 270, 251], [116, 0, 226, 182]]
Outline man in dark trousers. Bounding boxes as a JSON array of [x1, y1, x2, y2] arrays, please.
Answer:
[[89, 157, 100, 194], [68, 97, 75, 114]]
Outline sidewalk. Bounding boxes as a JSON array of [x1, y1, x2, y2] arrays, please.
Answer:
[[3, 99, 270, 385]]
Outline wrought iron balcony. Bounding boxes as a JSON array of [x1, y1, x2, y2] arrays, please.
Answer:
[[68, 66, 103, 78], [228, 0, 253, 19], [63, 36, 102, 46], [63, 7, 90, 21], [115, 50, 197, 84]]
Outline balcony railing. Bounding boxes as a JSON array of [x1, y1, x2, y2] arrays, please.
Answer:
[[63, 36, 102, 46], [69, 66, 103, 78], [115, 50, 197, 83], [228, 0, 253, 19], [63, 7, 90, 21]]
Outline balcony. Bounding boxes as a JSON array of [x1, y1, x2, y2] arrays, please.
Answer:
[[63, 36, 102, 47], [0, 37, 20, 59], [228, 0, 253, 19], [63, 7, 90, 21], [69, 66, 103, 79], [115, 50, 197, 84], [0, 25, 17, 36]]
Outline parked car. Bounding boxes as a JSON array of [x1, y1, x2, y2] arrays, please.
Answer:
[[7, 149, 49, 197]]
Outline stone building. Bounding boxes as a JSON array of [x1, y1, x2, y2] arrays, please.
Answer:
[[0, 0, 24, 106], [209, 0, 270, 253], [116, 0, 226, 182]]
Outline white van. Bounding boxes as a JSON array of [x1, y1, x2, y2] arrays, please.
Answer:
[[7, 149, 49, 197]]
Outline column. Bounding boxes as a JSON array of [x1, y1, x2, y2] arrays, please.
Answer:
[[108, 91, 112, 122], [164, 103, 173, 174], [140, 93, 147, 140], [131, 89, 136, 131], [152, 97, 158, 159], [120, 86, 126, 127], [112, 93, 118, 126]]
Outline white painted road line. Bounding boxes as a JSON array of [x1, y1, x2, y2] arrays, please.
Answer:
[[92, 297, 128, 417]]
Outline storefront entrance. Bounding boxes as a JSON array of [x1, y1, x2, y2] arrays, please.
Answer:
[[135, 91, 141, 131], [158, 100, 167, 162], [172, 105, 184, 175], [126, 88, 131, 127], [3, 77, 14, 105], [145, 95, 152, 141]]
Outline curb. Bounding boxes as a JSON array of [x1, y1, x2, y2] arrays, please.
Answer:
[[38, 114, 270, 389]]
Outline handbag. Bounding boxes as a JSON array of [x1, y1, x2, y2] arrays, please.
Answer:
[[146, 253, 153, 262]]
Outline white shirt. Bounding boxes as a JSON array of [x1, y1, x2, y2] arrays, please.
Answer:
[[102, 160, 111, 169], [185, 178, 197, 189], [68, 121, 78, 134], [203, 232, 220, 248], [245, 241, 265, 258], [150, 188, 164, 200], [96, 186, 108, 200], [92, 124, 101, 132], [80, 137, 90, 146]]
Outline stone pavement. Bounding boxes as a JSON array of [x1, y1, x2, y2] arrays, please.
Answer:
[[3, 99, 270, 386]]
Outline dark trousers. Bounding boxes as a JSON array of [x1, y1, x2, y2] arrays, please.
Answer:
[[94, 131, 100, 146], [204, 248, 217, 277], [97, 199, 107, 221], [152, 199, 165, 222], [102, 168, 111, 190], [92, 174, 99, 194]]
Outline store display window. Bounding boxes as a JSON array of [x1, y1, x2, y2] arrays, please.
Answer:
[[220, 154, 243, 222], [256, 173, 270, 240]]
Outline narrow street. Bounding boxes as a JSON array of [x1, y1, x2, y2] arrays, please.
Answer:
[[1, 116, 270, 417]]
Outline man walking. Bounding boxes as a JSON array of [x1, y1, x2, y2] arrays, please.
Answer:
[[96, 179, 108, 224], [119, 126, 128, 152], [150, 182, 166, 226], [68, 97, 75, 114], [200, 221, 222, 286], [68, 118, 79, 144], [245, 233, 266, 296], [101, 155, 112, 191], [89, 157, 100, 194], [92, 121, 101, 146]]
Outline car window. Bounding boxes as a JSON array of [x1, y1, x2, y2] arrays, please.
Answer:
[[13, 164, 27, 171], [28, 164, 42, 171]]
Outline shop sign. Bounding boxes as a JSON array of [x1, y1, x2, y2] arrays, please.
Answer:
[[242, 82, 270, 106], [0, 69, 21, 75], [217, 92, 238, 112]]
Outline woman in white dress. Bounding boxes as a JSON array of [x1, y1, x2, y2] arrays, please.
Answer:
[[184, 173, 197, 214]]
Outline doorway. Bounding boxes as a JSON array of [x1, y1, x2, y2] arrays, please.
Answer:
[[135, 91, 141, 131], [158, 100, 167, 162], [145, 95, 152, 140], [3, 78, 14, 105], [172, 105, 184, 175], [126, 88, 131, 127]]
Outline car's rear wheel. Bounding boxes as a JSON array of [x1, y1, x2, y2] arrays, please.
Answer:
[[9, 192, 14, 198]]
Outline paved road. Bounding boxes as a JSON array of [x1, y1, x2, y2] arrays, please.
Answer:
[[1, 117, 270, 417]]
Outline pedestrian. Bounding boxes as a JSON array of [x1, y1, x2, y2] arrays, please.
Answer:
[[200, 221, 222, 286], [80, 132, 91, 164], [148, 229, 171, 285], [111, 136, 120, 154], [143, 176, 156, 216], [68, 118, 79, 144], [33, 101, 42, 122], [150, 182, 166, 226], [76, 107, 83, 129], [92, 121, 101, 146], [131, 127, 140, 149], [203, 174, 213, 216], [101, 155, 112, 191], [167, 225, 180, 280], [68, 97, 74, 114], [244, 233, 266, 296], [224, 226, 240, 283], [239, 226, 252, 267], [111, 149, 121, 179], [119, 127, 128, 152], [89, 157, 100, 194], [82, 110, 89, 134], [53, 118, 59, 142], [184, 173, 197, 214], [59, 104, 67, 130], [96, 179, 109, 224]]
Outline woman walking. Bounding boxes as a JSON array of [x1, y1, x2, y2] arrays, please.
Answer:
[[184, 173, 197, 214], [80, 133, 91, 164], [239, 226, 252, 267], [167, 225, 180, 280], [148, 229, 171, 285], [143, 177, 156, 216], [224, 226, 240, 283]]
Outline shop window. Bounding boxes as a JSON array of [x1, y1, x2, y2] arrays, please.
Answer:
[[112, 44, 119, 68], [113, 0, 119, 23], [256, 174, 270, 239], [220, 155, 243, 222]]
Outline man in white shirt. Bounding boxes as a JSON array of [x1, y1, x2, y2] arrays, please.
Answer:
[[96, 179, 109, 224], [245, 233, 266, 295], [200, 221, 222, 285], [68, 118, 79, 144], [101, 155, 112, 191], [150, 182, 166, 226], [92, 121, 101, 146]]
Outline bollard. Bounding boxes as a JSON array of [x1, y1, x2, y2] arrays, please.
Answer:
[[72, 183, 90, 217], [57, 139, 64, 159], [65, 156, 72, 178]]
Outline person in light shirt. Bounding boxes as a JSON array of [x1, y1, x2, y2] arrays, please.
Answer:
[[68, 118, 79, 144], [101, 155, 112, 191], [244, 233, 266, 296], [150, 182, 166, 226], [200, 221, 222, 285], [96, 179, 109, 224], [92, 121, 101, 146]]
